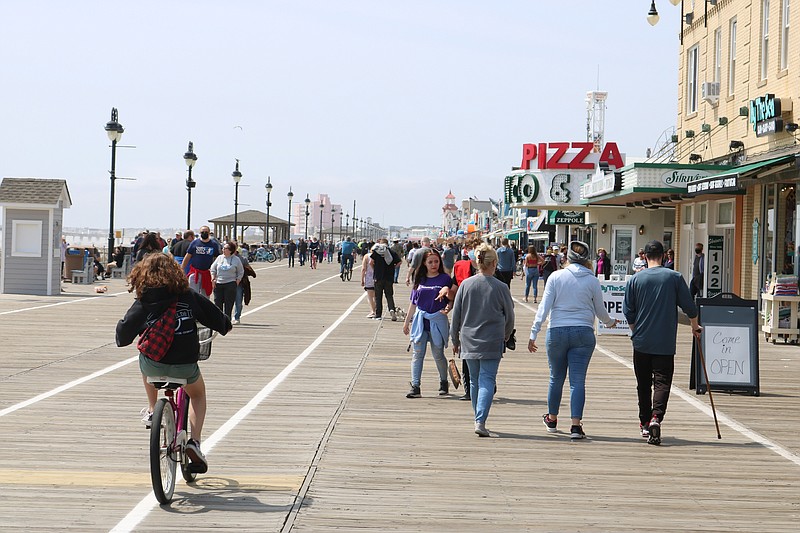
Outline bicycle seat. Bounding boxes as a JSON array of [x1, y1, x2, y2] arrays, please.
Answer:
[[147, 376, 188, 390]]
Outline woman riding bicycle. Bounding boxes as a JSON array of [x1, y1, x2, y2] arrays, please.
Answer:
[[116, 252, 232, 473]]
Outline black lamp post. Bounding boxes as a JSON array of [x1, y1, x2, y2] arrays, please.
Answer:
[[184, 142, 197, 231], [304, 194, 311, 240], [287, 188, 294, 242], [330, 207, 336, 243], [353, 217, 358, 240], [265, 176, 273, 246], [352, 200, 357, 236], [319, 202, 325, 240], [345, 213, 349, 238], [232, 160, 242, 241], [105, 108, 124, 262]]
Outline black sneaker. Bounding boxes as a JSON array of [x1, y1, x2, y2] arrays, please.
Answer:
[[542, 414, 557, 433], [640, 423, 650, 439], [438, 380, 449, 396], [570, 424, 586, 440], [406, 383, 421, 398], [647, 416, 661, 445], [459, 393, 471, 401]]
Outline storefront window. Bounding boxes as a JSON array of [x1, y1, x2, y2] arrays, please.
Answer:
[[683, 204, 693, 224], [764, 185, 775, 278], [717, 201, 734, 225], [699, 203, 707, 224], [781, 185, 796, 275]]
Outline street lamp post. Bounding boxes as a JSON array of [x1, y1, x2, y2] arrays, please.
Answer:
[[232, 160, 242, 241], [105, 108, 124, 263], [287, 188, 294, 242], [353, 217, 358, 240], [330, 207, 336, 243], [265, 177, 273, 247], [345, 213, 350, 238], [319, 202, 325, 240], [304, 194, 311, 240], [184, 142, 197, 231]]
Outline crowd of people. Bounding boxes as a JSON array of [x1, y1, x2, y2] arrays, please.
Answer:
[[110, 225, 701, 478]]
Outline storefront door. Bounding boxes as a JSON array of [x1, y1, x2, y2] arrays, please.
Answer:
[[612, 225, 634, 275]]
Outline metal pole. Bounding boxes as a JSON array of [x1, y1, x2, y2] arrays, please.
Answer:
[[288, 196, 293, 241], [265, 189, 271, 247], [107, 138, 117, 263], [234, 181, 239, 241], [304, 207, 309, 240], [352, 200, 356, 236], [319, 204, 324, 240], [186, 165, 192, 231]]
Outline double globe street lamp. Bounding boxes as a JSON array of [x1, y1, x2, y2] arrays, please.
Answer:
[[104, 108, 124, 262], [287, 188, 294, 242], [184, 142, 197, 231]]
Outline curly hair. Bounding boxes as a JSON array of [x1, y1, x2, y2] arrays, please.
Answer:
[[413, 248, 445, 289], [127, 252, 189, 298]]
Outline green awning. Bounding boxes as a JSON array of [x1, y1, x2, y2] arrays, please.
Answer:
[[505, 228, 526, 238], [710, 154, 796, 181]]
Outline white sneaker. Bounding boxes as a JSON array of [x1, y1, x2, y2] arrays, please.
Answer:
[[231, 319, 240, 325], [140, 407, 152, 429], [474, 422, 490, 437], [390, 310, 397, 322]]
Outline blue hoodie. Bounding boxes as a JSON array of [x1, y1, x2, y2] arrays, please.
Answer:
[[530, 263, 614, 341]]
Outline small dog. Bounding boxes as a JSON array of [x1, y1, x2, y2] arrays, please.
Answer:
[[393, 307, 407, 320]]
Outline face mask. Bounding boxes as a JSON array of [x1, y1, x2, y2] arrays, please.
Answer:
[[695, 248, 702, 254], [467, 250, 476, 261], [599, 252, 605, 257], [200, 232, 210, 240]]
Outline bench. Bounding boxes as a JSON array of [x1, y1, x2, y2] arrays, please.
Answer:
[[111, 256, 131, 279], [71, 261, 94, 284]]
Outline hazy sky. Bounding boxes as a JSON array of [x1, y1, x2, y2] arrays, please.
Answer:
[[0, 1, 680, 230]]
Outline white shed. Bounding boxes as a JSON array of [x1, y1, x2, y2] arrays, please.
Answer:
[[0, 178, 72, 295]]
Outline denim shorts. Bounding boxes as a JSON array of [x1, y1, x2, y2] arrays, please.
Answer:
[[139, 354, 201, 384]]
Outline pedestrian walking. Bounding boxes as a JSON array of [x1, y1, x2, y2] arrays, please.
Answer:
[[402, 249, 454, 398], [287, 239, 297, 267], [595, 247, 611, 280], [181, 226, 221, 298], [450, 244, 515, 437], [210, 241, 244, 320], [494, 238, 515, 289], [523, 245, 541, 303], [623, 240, 701, 445], [451, 236, 480, 401], [528, 240, 617, 440], [690, 242, 705, 298], [361, 251, 377, 318], [232, 242, 256, 325], [541, 247, 558, 286], [370, 239, 402, 320]]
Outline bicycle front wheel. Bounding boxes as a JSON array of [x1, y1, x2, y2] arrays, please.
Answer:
[[267, 252, 277, 263], [345, 266, 352, 281], [150, 398, 177, 504]]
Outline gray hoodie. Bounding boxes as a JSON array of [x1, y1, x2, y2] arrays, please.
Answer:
[[530, 263, 614, 341]]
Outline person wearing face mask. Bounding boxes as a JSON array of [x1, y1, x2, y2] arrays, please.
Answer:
[[210, 241, 244, 320], [595, 247, 611, 280], [181, 225, 221, 298], [690, 243, 704, 299]]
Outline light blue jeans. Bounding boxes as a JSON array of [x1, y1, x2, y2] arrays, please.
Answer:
[[545, 326, 596, 420], [411, 330, 448, 386], [524, 267, 540, 298], [234, 284, 244, 320], [465, 358, 501, 424]]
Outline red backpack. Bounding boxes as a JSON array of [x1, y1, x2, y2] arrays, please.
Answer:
[[137, 300, 177, 361]]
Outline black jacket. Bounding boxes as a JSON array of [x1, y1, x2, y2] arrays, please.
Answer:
[[116, 287, 231, 365], [371, 249, 402, 282]]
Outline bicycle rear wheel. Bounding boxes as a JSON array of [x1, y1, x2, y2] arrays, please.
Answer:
[[345, 265, 352, 281], [179, 394, 197, 483], [267, 252, 277, 263], [150, 398, 177, 504]]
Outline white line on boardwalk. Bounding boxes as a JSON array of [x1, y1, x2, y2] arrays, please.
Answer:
[[594, 344, 800, 467], [0, 273, 344, 418], [512, 297, 800, 467], [110, 291, 367, 533], [0, 292, 130, 315]]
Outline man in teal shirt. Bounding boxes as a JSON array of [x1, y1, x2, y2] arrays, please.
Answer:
[[623, 240, 702, 445]]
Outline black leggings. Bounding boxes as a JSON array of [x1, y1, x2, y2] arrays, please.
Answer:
[[633, 350, 675, 425], [213, 281, 237, 319]]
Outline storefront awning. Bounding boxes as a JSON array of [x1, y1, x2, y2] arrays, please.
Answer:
[[504, 228, 526, 238], [527, 231, 550, 241], [705, 154, 796, 182]]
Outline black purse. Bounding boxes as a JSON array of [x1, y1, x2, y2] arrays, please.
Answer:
[[505, 328, 516, 351]]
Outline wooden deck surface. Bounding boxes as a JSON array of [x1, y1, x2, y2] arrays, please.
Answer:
[[0, 261, 799, 532]]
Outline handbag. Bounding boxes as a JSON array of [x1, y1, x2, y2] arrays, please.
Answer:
[[137, 300, 177, 361], [505, 328, 517, 351], [448, 358, 462, 389]]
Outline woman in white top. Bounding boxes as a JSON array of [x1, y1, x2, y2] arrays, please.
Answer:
[[210, 241, 244, 320], [528, 241, 616, 440], [362, 252, 377, 318]]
